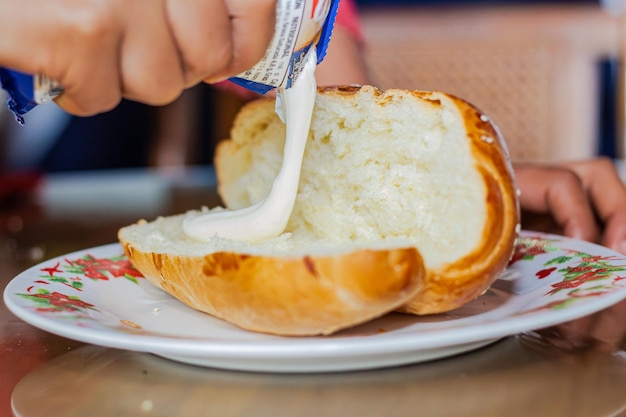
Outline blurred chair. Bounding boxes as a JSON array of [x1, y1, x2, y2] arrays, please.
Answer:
[[360, 3, 620, 163]]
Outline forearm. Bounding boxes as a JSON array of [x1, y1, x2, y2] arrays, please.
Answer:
[[315, 26, 370, 86]]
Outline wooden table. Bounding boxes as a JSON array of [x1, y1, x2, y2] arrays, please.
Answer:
[[1, 168, 625, 417]]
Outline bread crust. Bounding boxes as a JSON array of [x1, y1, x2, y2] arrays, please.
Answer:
[[119, 238, 425, 336], [217, 86, 519, 316], [397, 93, 519, 314]]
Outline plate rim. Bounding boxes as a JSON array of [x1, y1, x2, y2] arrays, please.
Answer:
[[4, 231, 626, 364]]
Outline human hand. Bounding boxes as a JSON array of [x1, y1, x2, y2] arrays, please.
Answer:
[[514, 157, 626, 254], [0, 0, 276, 115], [515, 158, 626, 353]]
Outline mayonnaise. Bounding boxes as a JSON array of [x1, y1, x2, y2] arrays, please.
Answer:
[[182, 48, 317, 242], [179, 0, 339, 242]]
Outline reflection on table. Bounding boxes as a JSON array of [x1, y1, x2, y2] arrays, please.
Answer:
[[9, 338, 626, 417]]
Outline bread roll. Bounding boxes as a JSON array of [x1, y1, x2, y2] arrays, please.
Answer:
[[118, 85, 519, 336]]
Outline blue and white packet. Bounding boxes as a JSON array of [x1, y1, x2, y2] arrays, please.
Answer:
[[0, 68, 62, 125], [228, 0, 339, 94]]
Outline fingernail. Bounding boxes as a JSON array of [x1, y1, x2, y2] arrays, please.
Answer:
[[203, 75, 229, 85]]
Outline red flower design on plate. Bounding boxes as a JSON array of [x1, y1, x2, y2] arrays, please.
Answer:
[[40, 261, 62, 276], [65, 255, 143, 282], [18, 289, 95, 313], [509, 237, 555, 265], [535, 267, 557, 279]]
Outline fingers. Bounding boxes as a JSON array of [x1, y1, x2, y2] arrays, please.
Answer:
[[563, 158, 626, 253], [164, 0, 232, 86], [514, 164, 600, 243], [55, 0, 188, 113], [0, 0, 183, 114], [562, 158, 626, 221], [165, 0, 276, 85], [1, 0, 124, 115], [599, 211, 626, 254], [516, 158, 626, 254], [116, 0, 185, 106], [0, 0, 277, 115], [205, 0, 277, 83]]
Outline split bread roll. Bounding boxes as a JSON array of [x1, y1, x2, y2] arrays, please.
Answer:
[[118, 85, 520, 336]]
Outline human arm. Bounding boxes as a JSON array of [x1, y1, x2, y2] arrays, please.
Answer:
[[315, 4, 370, 87]]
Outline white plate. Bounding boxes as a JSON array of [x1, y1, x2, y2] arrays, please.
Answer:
[[4, 231, 626, 373]]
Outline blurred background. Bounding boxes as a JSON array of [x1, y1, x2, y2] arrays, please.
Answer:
[[358, 0, 622, 163], [0, 0, 623, 175]]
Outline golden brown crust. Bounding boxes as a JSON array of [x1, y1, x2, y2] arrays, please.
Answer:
[[119, 238, 426, 336], [398, 95, 519, 314]]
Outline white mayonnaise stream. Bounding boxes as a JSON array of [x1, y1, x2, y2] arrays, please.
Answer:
[[182, 49, 318, 242]]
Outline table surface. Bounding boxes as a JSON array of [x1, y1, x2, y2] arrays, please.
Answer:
[[1, 167, 625, 417]]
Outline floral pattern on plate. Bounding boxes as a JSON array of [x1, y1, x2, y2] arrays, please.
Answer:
[[508, 235, 626, 311], [15, 252, 143, 320], [4, 231, 626, 372]]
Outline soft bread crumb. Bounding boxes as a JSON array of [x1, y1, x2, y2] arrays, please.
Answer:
[[218, 86, 486, 268], [119, 211, 416, 257]]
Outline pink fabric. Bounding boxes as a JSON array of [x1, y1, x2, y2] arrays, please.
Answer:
[[215, 0, 363, 98], [335, 0, 363, 43]]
